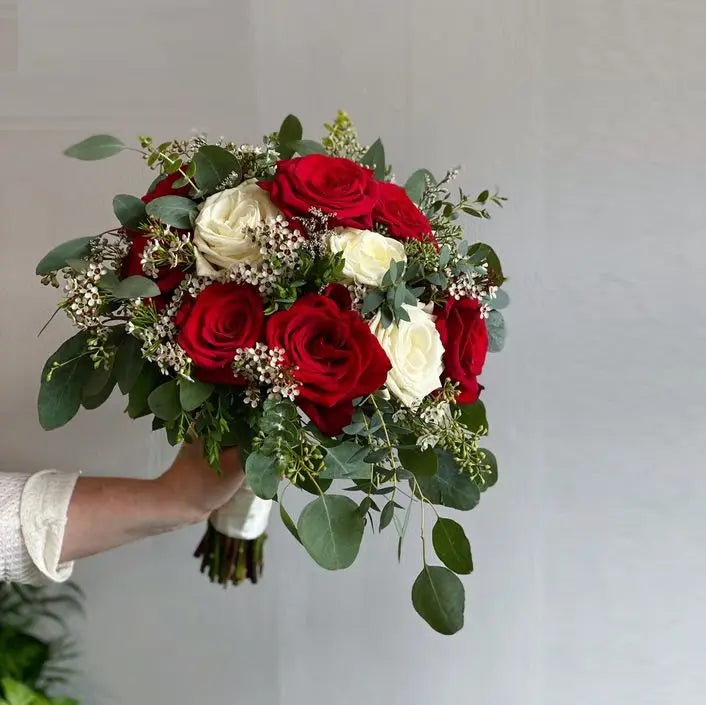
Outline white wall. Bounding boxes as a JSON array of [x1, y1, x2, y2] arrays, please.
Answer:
[[1, 1, 705, 703]]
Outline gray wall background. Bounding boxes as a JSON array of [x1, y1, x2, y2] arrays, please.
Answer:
[[2, 1, 705, 703]]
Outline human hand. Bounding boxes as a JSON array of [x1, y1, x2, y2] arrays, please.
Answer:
[[155, 439, 245, 525]]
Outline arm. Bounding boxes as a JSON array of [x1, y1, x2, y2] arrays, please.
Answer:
[[60, 441, 244, 562], [0, 441, 243, 584]]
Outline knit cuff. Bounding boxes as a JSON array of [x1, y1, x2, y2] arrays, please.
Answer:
[[20, 469, 80, 583]]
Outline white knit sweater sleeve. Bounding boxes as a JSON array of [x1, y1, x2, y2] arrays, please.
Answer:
[[0, 470, 79, 585]]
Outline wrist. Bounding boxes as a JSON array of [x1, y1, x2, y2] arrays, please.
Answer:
[[150, 475, 209, 529]]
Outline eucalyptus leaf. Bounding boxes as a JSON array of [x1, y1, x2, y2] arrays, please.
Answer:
[[361, 138, 385, 179], [486, 309, 506, 352], [491, 288, 510, 309], [414, 450, 480, 511], [432, 518, 473, 574], [404, 169, 435, 204], [379, 500, 395, 531], [35, 237, 94, 275], [179, 379, 214, 411], [320, 442, 372, 480], [398, 446, 438, 477], [112, 194, 146, 228], [477, 448, 499, 491], [193, 145, 240, 193], [126, 364, 163, 419], [245, 452, 281, 500], [112, 275, 161, 300], [361, 290, 384, 315], [115, 335, 144, 394], [147, 379, 181, 421], [37, 333, 92, 430], [277, 114, 303, 160], [411, 565, 465, 634], [145, 195, 198, 229], [279, 501, 301, 543], [81, 364, 116, 410], [63, 134, 124, 160], [297, 495, 364, 570], [289, 139, 326, 156], [456, 400, 488, 434]]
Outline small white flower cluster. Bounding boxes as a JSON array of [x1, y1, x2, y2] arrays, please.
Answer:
[[345, 281, 368, 312], [126, 284, 193, 378], [140, 226, 194, 278], [232, 343, 300, 407], [226, 218, 307, 295], [446, 263, 494, 318], [62, 263, 108, 329]]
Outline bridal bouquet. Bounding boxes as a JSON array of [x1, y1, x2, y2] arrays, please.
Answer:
[[37, 111, 507, 634]]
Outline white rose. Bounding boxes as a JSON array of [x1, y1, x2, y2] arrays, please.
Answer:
[[329, 227, 406, 287], [193, 180, 281, 277], [369, 303, 444, 407]]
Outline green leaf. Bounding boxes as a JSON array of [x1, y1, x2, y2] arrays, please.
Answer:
[[320, 442, 372, 480], [486, 309, 506, 352], [404, 169, 435, 204], [398, 446, 438, 477], [277, 114, 303, 160], [361, 290, 384, 315], [37, 333, 92, 430], [179, 379, 214, 411], [289, 139, 326, 156], [467, 242, 504, 281], [193, 145, 240, 193], [147, 379, 181, 420], [491, 288, 510, 309], [361, 138, 385, 179], [35, 237, 94, 275], [439, 244, 451, 268], [63, 134, 124, 160], [432, 518, 473, 574], [245, 452, 281, 500], [112, 275, 161, 300], [145, 195, 198, 229], [478, 448, 499, 491], [279, 501, 301, 543], [411, 566, 465, 635], [379, 500, 395, 531], [294, 473, 332, 495], [1, 678, 42, 705], [297, 495, 364, 570], [126, 364, 163, 418], [115, 335, 145, 394], [81, 364, 116, 410], [112, 194, 146, 228], [456, 400, 488, 434], [358, 496, 373, 517], [414, 451, 480, 511]]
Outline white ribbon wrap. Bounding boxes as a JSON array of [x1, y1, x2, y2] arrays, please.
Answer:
[[209, 481, 273, 540]]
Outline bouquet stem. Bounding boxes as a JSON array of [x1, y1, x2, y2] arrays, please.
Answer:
[[193, 523, 266, 586]]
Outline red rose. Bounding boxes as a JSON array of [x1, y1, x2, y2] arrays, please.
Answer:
[[373, 181, 436, 244], [176, 283, 265, 385], [259, 155, 378, 232], [120, 172, 193, 300], [266, 293, 391, 435], [121, 233, 186, 299], [435, 297, 489, 403], [141, 171, 191, 204]]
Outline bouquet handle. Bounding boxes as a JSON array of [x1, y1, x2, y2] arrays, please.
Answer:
[[193, 482, 273, 586]]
